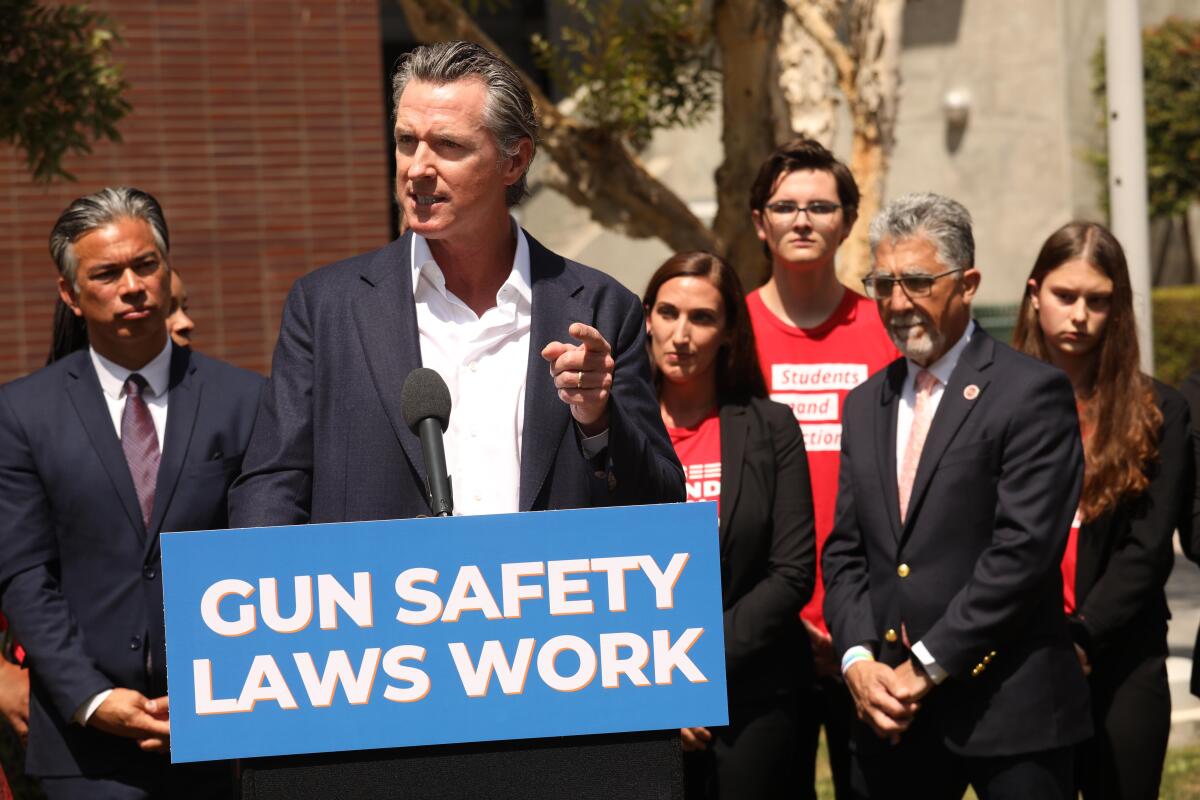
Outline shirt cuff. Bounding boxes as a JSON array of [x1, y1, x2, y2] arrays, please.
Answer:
[[578, 427, 609, 460], [840, 645, 875, 675], [74, 688, 113, 726], [910, 640, 948, 685]]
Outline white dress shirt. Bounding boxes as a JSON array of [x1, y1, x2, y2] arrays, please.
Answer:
[[411, 226, 533, 516], [76, 338, 173, 725], [894, 321, 975, 482], [91, 339, 172, 444]]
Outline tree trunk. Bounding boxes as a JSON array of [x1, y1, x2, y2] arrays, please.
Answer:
[[775, 1, 841, 148], [711, 0, 786, 290], [840, 0, 904, 286], [394, 0, 719, 258]]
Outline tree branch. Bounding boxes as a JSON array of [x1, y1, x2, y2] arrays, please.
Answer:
[[785, 0, 857, 102], [394, 0, 719, 256]]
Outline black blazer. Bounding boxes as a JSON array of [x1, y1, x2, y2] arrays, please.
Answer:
[[822, 328, 1092, 757], [1177, 371, 1200, 696], [716, 398, 816, 703], [0, 346, 263, 777], [229, 229, 683, 526], [1071, 381, 1191, 664]]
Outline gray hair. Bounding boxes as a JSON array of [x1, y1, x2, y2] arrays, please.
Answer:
[[869, 192, 975, 272], [391, 41, 539, 207], [49, 186, 170, 288]]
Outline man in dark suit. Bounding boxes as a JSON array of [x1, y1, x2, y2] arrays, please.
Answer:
[[0, 187, 263, 799], [822, 193, 1091, 798], [226, 41, 683, 798], [228, 40, 681, 526]]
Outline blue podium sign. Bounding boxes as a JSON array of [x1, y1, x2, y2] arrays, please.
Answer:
[[161, 502, 727, 763]]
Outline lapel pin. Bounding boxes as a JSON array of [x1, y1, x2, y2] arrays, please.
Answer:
[[963, 384, 980, 401]]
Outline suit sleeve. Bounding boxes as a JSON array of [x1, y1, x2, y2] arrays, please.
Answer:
[[1076, 387, 1191, 656], [0, 388, 113, 720], [228, 279, 315, 527], [822, 392, 880, 657], [723, 403, 816, 674], [597, 291, 684, 505], [1179, 371, 1200, 564], [920, 369, 1083, 678]]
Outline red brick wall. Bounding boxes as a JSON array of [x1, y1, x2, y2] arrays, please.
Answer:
[[0, 0, 392, 382]]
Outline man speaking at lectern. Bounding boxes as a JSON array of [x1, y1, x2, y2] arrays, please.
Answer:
[[228, 42, 684, 795], [229, 40, 682, 552]]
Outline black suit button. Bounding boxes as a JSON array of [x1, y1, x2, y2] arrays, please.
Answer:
[[143, 566, 156, 579], [130, 635, 141, 650]]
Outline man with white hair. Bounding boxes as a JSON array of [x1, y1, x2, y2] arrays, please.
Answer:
[[822, 193, 1091, 798]]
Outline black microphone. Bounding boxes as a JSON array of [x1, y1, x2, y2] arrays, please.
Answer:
[[401, 367, 454, 517]]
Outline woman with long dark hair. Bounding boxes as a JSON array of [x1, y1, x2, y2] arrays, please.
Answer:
[[47, 296, 89, 364], [1013, 221, 1191, 800], [643, 252, 816, 799]]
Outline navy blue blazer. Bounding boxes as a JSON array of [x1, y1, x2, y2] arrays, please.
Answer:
[[0, 345, 263, 777], [229, 229, 684, 526], [822, 328, 1092, 757]]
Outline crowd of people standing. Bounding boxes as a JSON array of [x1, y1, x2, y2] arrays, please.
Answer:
[[0, 39, 1197, 800]]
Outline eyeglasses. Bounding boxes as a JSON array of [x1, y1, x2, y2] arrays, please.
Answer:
[[763, 201, 842, 223], [862, 268, 963, 299]]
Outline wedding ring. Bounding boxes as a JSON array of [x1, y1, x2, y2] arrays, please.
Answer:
[[576, 370, 584, 389]]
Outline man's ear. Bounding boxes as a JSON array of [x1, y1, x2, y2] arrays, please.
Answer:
[[502, 138, 534, 186], [57, 276, 83, 317], [961, 268, 982, 303]]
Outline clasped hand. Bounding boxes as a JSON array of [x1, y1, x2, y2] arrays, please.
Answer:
[[843, 659, 933, 743], [90, 689, 171, 753]]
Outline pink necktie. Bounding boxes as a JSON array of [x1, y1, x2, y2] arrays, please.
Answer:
[[122, 374, 160, 530], [899, 369, 939, 522]]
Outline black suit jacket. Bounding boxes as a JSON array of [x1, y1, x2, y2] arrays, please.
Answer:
[[228, 229, 683, 525], [716, 398, 816, 704], [1177, 371, 1200, 696], [0, 346, 263, 777], [1071, 381, 1191, 666], [822, 328, 1092, 757]]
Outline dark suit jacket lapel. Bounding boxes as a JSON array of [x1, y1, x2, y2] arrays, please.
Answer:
[[64, 351, 146, 540], [147, 345, 198, 555], [876, 360, 905, 541], [717, 404, 747, 559], [352, 234, 428, 489], [520, 232, 589, 512], [902, 329, 995, 539]]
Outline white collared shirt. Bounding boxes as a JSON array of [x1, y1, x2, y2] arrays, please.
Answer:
[[894, 320, 975, 482], [90, 338, 173, 445], [411, 224, 532, 516]]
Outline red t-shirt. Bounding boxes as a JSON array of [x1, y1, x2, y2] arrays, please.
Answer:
[[0, 612, 22, 664], [1062, 408, 1092, 614], [668, 411, 722, 515], [1062, 509, 1083, 614], [747, 287, 899, 632]]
